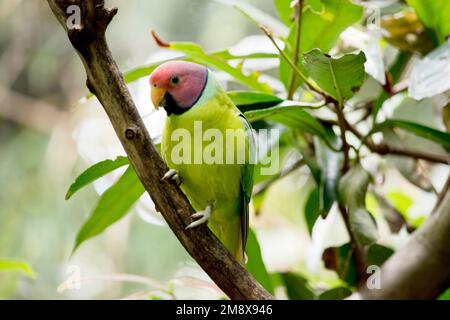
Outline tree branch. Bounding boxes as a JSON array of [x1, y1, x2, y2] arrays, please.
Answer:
[[47, 0, 272, 300], [343, 118, 450, 165], [352, 189, 450, 299], [287, 0, 304, 100]]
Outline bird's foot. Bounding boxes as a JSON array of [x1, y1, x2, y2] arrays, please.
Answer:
[[185, 203, 213, 230], [161, 169, 183, 186]]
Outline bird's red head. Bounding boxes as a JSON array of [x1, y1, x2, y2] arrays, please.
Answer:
[[149, 61, 208, 115]]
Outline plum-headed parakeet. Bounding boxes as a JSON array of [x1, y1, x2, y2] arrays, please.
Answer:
[[149, 61, 254, 264]]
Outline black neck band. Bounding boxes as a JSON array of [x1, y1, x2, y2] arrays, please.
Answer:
[[161, 92, 187, 116], [161, 70, 209, 116]]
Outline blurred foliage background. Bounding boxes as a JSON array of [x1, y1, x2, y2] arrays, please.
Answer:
[[0, 0, 275, 299], [0, 0, 449, 299]]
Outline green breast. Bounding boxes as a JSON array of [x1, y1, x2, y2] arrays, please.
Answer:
[[161, 71, 246, 214]]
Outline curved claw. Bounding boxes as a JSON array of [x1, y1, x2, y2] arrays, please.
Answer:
[[185, 204, 213, 230], [161, 169, 183, 186], [161, 168, 178, 181]]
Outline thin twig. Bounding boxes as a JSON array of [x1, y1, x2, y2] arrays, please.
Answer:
[[260, 25, 327, 98], [253, 159, 304, 195], [337, 203, 367, 285], [287, 0, 304, 100], [47, 0, 272, 300]]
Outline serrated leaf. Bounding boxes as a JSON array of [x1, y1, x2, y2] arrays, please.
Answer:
[[340, 27, 386, 85], [246, 229, 274, 294], [338, 164, 378, 246], [373, 119, 450, 150], [0, 259, 36, 278], [66, 156, 129, 200], [303, 49, 367, 105], [73, 166, 145, 253], [279, 0, 363, 90]]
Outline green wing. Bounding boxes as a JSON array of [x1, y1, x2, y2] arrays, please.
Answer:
[[238, 113, 255, 253]]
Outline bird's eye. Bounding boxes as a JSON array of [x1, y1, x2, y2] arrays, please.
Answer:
[[170, 76, 180, 85]]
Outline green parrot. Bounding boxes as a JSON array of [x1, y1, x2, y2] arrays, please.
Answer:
[[149, 61, 254, 264]]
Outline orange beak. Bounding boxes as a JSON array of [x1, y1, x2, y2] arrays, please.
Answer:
[[151, 86, 166, 110]]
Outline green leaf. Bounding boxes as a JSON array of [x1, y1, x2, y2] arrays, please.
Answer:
[[167, 42, 272, 93], [322, 243, 357, 286], [366, 244, 394, 267], [303, 49, 367, 105], [246, 229, 274, 294], [304, 187, 320, 235], [124, 64, 160, 84], [293, 132, 321, 182], [303, 130, 342, 223], [438, 288, 450, 300], [122, 51, 277, 86], [314, 130, 342, 217], [319, 286, 352, 300], [348, 208, 378, 246], [305, 0, 324, 14], [227, 91, 283, 113], [0, 259, 36, 278], [406, 0, 450, 44], [338, 164, 378, 246], [386, 191, 414, 217], [279, 0, 363, 90], [66, 156, 129, 200], [73, 166, 145, 253], [275, 0, 325, 26], [243, 103, 329, 142], [373, 119, 450, 150], [281, 272, 316, 299]]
